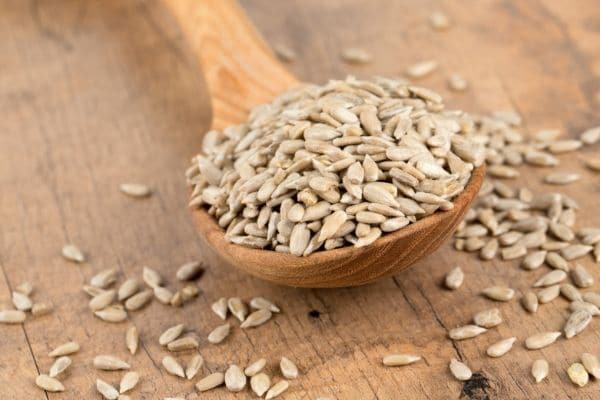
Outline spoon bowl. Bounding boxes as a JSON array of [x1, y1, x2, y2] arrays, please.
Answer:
[[163, 0, 485, 287]]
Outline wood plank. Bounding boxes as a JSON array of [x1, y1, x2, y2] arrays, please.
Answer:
[[0, 0, 598, 398]]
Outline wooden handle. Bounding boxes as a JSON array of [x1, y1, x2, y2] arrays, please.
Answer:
[[162, 0, 298, 130]]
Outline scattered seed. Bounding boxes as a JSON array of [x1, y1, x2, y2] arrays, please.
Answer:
[[449, 325, 487, 340], [580, 126, 600, 145], [564, 310, 592, 339], [382, 354, 421, 366], [153, 286, 174, 304], [176, 261, 203, 281], [118, 279, 140, 301], [97, 378, 119, 399], [533, 270, 567, 287], [208, 323, 230, 344], [125, 326, 139, 355], [49, 356, 71, 378], [186, 354, 204, 380], [15, 282, 33, 296], [525, 331, 561, 350], [265, 380, 290, 399], [89, 289, 116, 311], [250, 297, 280, 313], [119, 183, 151, 198], [531, 359, 549, 383], [36, 374, 65, 392], [537, 284, 560, 303], [486, 337, 516, 358], [250, 373, 271, 397], [196, 372, 225, 392], [162, 356, 185, 378], [521, 251, 547, 270], [444, 266, 464, 290], [567, 363, 589, 387], [167, 336, 199, 352], [571, 264, 594, 288], [546, 252, 569, 271], [142, 267, 162, 288], [228, 297, 248, 322], [120, 371, 140, 393], [95, 306, 127, 323], [521, 292, 539, 313], [582, 292, 600, 308], [225, 364, 247, 392], [340, 47, 372, 64], [49, 341, 80, 357], [280, 356, 299, 379], [581, 353, 600, 379], [561, 244, 593, 260], [31, 302, 53, 316], [429, 11, 451, 30], [181, 284, 199, 301], [212, 297, 228, 320], [569, 301, 600, 316], [94, 355, 131, 371], [244, 358, 267, 377], [61, 244, 85, 263], [560, 284, 582, 302], [90, 268, 118, 289], [473, 308, 503, 328], [240, 308, 272, 329], [448, 74, 467, 91], [449, 358, 472, 381], [159, 324, 185, 346], [405, 60, 438, 79], [482, 286, 514, 302], [124, 289, 153, 311]]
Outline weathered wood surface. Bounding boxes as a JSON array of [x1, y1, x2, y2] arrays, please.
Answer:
[[0, 0, 598, 399]]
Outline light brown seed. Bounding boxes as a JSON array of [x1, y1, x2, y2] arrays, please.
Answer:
[[245, 358, 267, 377], [126, 326, 139, 355], [531, 359, 549, 383], [250, 373, 271, 397], [89, 290, 116, 311], [444, 266, 464, 290], [340, 47, 372, 64], [405, 60, 438, 79], [11, 291, 32, 311], [196, 372, 225, 392], [429, 11, 451, 30], [181, 284, 199, 301], [118, 279, 140, 301], [142, 266, 162, 288], [537, 284, 560, 303], [153, 286, 174, 304], [96, 378, 119, 400], [545, 252, 569, 271], [480, 239, 498, 260], [212, 297, 228, 319], [570, 301, 600, 316], [581, 353, 600, 379], [94, 355, 131, 371], [49, 356, 72, 378], [91, 269, 118, 288], [119, 183, 151, 198], [560, 284, 582, 302], [49, 341, 80, 357], [225, 364, 247, 392], [240, 309, 272, 329], [560, 244, 593, 260], [167, 336, 199, 352], [61, 244, 85, 263], [449, 325, 487, 340], [15, 281, 33, 296], [170, 291, 183, 307], [501, 245, 527, 260], [582, 292, 600, 308], [208, 323, 230, 344], [473, 308, 503, 328], [176, 261, 203, 281], [449, 358, 472, 381], [521, 292, 539, 313], [533, 270, 567, 288], [125, 289, 153, 311], [83, 285, 106, 297], [448, 74, 467, 91], [521, 251, 547, 270], [482, 286, 514, 302], [280, 356, 299, 379], [567, 363, 589, 387], [486, 337, 516, 358], [571, 264, 594, 288], [0, 309, 26, 324], [120, 371, 140, 393], [265, 380, 290, 400], [250, 297, 280, 313], [186, 354, 204, 380], [544, 173, 580, 185], [228, 297, 248, 322], [36, 374, 65, 392], [159, 324, 185, 346], [564, 310, 592, 339], [31, 302, 53, 317], [525, 331, 561, 350], [382, 354, 421, 366], [548, 139, 582, 153], [162, 356, 185, 378]]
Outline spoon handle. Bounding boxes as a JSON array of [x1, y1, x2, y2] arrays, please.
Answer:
[[162, 0, 298, 130]]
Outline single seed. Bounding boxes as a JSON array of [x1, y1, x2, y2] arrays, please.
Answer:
[[533, 270, 567, 287], [208, 323, 230, 344], [521, 292, 539, 313], [196, 372, 225, 392], [429, 11, 451, 30], [274, 44, 296, 62], [49, 356, 71, 378], [560, 284, 582, 302], [240, 309, 272, 329], [486, 337, 516, 358], [154, 286, 174, 304], [15, 281, 33, 296], [561, 244, 593, 261], [90, 268, 118, 289], [583, 292, 600, 308], [567, 363, 589, 387], [212, 297, 228, 319], [382, 354, 421, 366], [531, 359, 549, 383], [167, 336, 199, 352], [265, 380, 290, 399], [162, 356, 185, 378], [96, 379, 119, 399], [176, 261, 203, 281], [11, 291, 32, 311], [61, 244, 85, 263], [581, 126, 600, 144], [225, 364, 247, 392], [449, 358, 472, 381], [126, 326, 139, 355], [280, 356, 299, 379], [142, 266, 162, 288], [124, 289, 153, 311], [49, 341, 80, 357], [545, 252, 569, 271], [94, 355, 131, 370], [449, 325, 487, 340], [564, 310, 592, 339], [31, 302, 53, 316], [482, 286, 514, 302], [544, 173, 580, 185], [444, 266, 464, 290], [181, 284, 199, 301], [571, 264, 594, 288], [119, 371, 140, 393], [159, 324, 185, 345], [521, 251, 547, 270], [89, 290, 116, 311], [581, 353, 600, 379], [405, 60, 438, 79], [250, 297, 280, 313], [36, 374, 65, 392], [570, 301, 600, 316], [448, 74, 467, 91], [95, 306, 127, 322], [537, 285, 560, 303], [525, 331, 561, 350], [473, 308, 503, 328], [228, 297, 248, 322], [244, 358, 267, 377], [250, 373, 271, 397], [501, 245, 527, 260], [340, 47, 372, 64], [186, 354, 204, 380], [119, 182, 151, 197], [118, 279, 140, 301]]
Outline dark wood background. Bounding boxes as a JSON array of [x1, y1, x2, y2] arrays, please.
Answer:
[[0, 0, 598, 398]]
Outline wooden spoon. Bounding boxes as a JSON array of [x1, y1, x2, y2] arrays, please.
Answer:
[[163, 0, 485, 288]]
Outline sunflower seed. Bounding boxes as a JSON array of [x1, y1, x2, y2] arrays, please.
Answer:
[[525, 331, 561, 350], [567, 363, 589, 387], [449, 325, 487, 340], [196, 372, 225, 391], [162, 356, 185, 378], [0, 310, 25, 324], [94, 355, 130, 370], [486, 337, 516, 358], [125, 289, 153, 311], [561, 244, 593, 260], [280, 356, 299, 379], [120, 371, 140, 393], [382, 354, 421, 366], [548, 140, 582, 153], [250, 297, 280, 313], [405, 60, 438, 79], [537, 284, 560, 303], [212, 297, 228, 319], [118, 279, 140, 301], [170, 291, 183, 307], [569, 301, 600, 316], [570, 264, 593, 288], [265, 380, 290, 399], [185, 354, 204, 380], [159, 324, 185, 345], [340, 47, 372, 64], [581, 353, 600, 379], [181, 284, 199, 301], [15, 282, 33, 296], [61, 244, 85, 263], [96, 379, 119, 399], [153, 286, 174, 304], [31, 302, 53, 316], [167, 336, 199, 352], [480, 239, 499, 260], [585, 158, 600, 171], [225, 364, 247, 392], [274, 44, 296, 62], [83, 285, 106, 297], [49, 356, 71, 378], [564, 310, 592, 339], [11, 291, 32, 311], [546, 252, 569, 271], [36, 374, 65, 392], [89, 290, 116, 311], [560, 284, 582, 302], [444, 266, 464, 290], [91, 269, 118, 288], [473, 308, 503, 328], [208, 323, 230, 344], [521, 292, 539, 313], [521, 251, 547, 270], [429, 11, 451, 30], [176, 261, 203, 281], [448, 74, 467, 91], [228, 297, 248, 322], [581, 126, 600, 144], [250, 373, 271, 396], [533, 270, 567, 287], [482, 286, 514, 301], [449, 358, 472, 381], [582, 292, 600, 308], [125, 326, 138, 355], [49, 341, 80, 357], [119, 183, 151, 197], [245, 358, 267, 377], [240, 309, 272, 329], [142, 266, 162, 288], [531, 359, 549, 383]]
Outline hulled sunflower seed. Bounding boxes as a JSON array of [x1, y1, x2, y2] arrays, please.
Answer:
[[482, 286, 514, 302], [582, 292, 600, 308], [49, 341, 80, 357], [448, 74, 467, 91], [94, 355, 131, 370], [473, 308, 502, 328], [153, 286, 174, 304], [521, 251, 547, 270], [90, 269, 117, 288], [125, 289, 153, 311], [531, 359, 549, 383], [142, 267, 162, 288], [245, 358, 267, 377], [521, 292, 539, 313], [265, 380, 290, 399], [546, 252, 569, 271], [31, 302, 53, 316], [525, 331, 561, 350], [250, 297, 280, 313], [405, 60, 438, 79], [49, 356, 71, 378], [280, 357, 299, 379], [96, 379, 119, 399], [560, 284, 582, 302], [429, 11, 451, 30], [89, 290, 116, 311], [119, 371, 140, 393], [126, 326, 139, 355], [0, 309, 26, 324], [449, 358, 472, 381], [11, 291, 32, 311], [571, 264, 594, 288], [533, 270, 567, 287], [486, 337, 516, 358], [544, 173, 580, 185], [581, 353, 600, 379], [501, 245, 527, 260], [212, 297, 228, 319], [186, 354, 204, 380], [36, 374, 65, 392], [240, 309, 272, 329], [250, 373, 271, 397], [176, 261, 203, 281], [585, 158, 600, 171], [119, 183, 151, 198], [537, 285, 560, 303], [225, 364, 247, 392], [162, 356, 185, 378], [208, 323, 230, 344], [444, 266, 464, 290], [118, 279, 140, 301], [159, 324, 185, 346], [382, 354, 421, 366], [449, 325, 487, 340], [228, 297, 248, 322], [569, 301, 600, 316], [95, 306, 127, 322], [548, 140, 582, 153], [61, 244, 85, 263], [15, 281, 33, 296], [196, 372, 225, 392], [340, 47, 372, 64], [561, 244, 593, 261], [567, 363, 589, 387], [167, 336, 199, 352], [564, 310, 592, 339], [274, 44, 296, 62]]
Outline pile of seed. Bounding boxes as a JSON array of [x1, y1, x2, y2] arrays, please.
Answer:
[[186, 76, 486, 255]]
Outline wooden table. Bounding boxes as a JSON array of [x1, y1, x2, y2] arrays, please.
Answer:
[[1, 0, 599, 398]]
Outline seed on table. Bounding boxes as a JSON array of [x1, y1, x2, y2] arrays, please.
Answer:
[[208, 323, 230, 344], [36, 374, 64, 392], [280, 356, 299, 379], [49, 341, 80, 357], [525, 332, 561, 350], [181, 284, 199, 301], [533, 270, 567, 288], [244, 358, 267, 377], [211, 298, 228, 320], [544, 173, 580, 185], [94, 355, 130, 371], [196, 372, 225, 392], [89, 290, 116, 311], [125, 289, 153, 311], [228, 297, 248, 322], [0, 309, 26, 324], [405, 60, 438, 79], [560, 284, 582, 302], [581, 353, 600, 379], [521, 292, 539, 313], [340, 47, 372, 64], [274, 44, 296, 62], [240, 309, 272, 329], [545, 252, 569, 271], [449, 325, 487, 340], [581, 126, 600, 144], [119, 371, 140, 393], [480, 239, 499, 260], [95, 306, 127, 322], [250, 373, 271, 397], [265, 380, 290, 399], [83, 285, 106, 297], [548, 139, 582, 153], [537, 285, 560, 303], [126, 326, 139, 355], [582, 230, 600, 245], [531, 359, 549, 383], [90, 268, 118, 289], [571, 264, 594, 288], [444, 266, 464, 290], [176, 261, 203, 281], [501, 245, 527, 260], [382, 354, 421, 366], [482, 286, 514, 302], [119, 183, 151, 198], [11, 291, 32, 311], [473, 308, 503, 328], [488, 165, 519, 179], [159, 324, 185, 346], [567, 363, 589, 387], [154, 286, 174, 304], [448, 74, 468, 91], [486, 337, 516, 358], [162, 356, 185, 378], [250, 297, 280, 313], [449, 358, 472, 381], [585, 158, 600, 171], [569, 301, 600, 316], [142, 266, 162, 288], [49, 356, 72, 378], [521, 251, 547, 270], [118, 279, 140, 301], [15, 281, 33, 296], [167, 336, 199, 352], [61, 244, 85, 263], [185, 354, 204, 380], [560, 244, 593, 261], [429, 11, 451, 30], [96, 379, 120, 400], [225, 364, 247, 392], [582, 292, 600, 308], [564, 310, 592, 339]]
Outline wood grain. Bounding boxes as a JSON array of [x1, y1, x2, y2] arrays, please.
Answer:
[[0, 0, 598, 399]]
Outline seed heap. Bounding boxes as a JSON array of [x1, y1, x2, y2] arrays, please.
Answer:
[[187, 76, 485, 255]]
